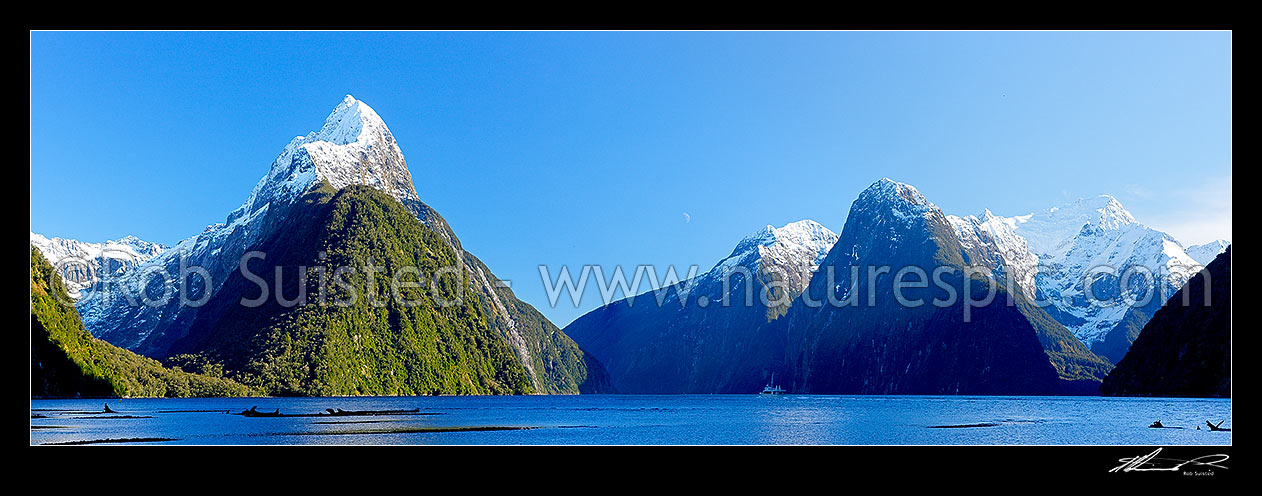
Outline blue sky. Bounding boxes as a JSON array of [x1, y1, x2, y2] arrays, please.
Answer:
[[30, 31, 1232, 326]]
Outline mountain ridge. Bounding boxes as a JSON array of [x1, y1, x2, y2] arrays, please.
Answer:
[[29, 232, 166, 298], [778, 178, 1082, 394], [995, 195, 1202, 351], [569, 178, 1117, 395], [564, 219, 837, 393], [31, 245, 253, 398], [1099, 247, 1230, 397], [70, 95, 610, 395]]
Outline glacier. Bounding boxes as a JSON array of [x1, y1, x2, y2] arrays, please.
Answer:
[[981, 195, 1210, 347]]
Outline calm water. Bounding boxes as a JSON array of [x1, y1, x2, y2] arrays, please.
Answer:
[[30, 395, 1231, 445]]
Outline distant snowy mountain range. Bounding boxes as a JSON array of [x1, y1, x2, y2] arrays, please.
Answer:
[[30, 97, 1228, 389], [567, 179, 1228, 395], [949, 195, 1228, 350], [34, 182, 1227, 358], [1186, 239, 1231, 266], [567, 178, 1229, 393], [33, 182, 1227, 363], [28, 233, 166, 298]]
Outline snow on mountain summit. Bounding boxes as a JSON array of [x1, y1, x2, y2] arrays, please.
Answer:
[[985, 195, 1201, 346], [844, 181, 1208, 349], [233, 95, 419, 221], [863, 178, 932, 208], [756, 220, 840, 296], [845, 178, 943, 234], [1186, 240, 1230, 265], [302, 95, 419, 199], [769, 220, 838, 258], [701, 220, 838, 302], [947, 209, 1040, 297], [30, 232, 166, 298], [1009, 195, 1137, 258], [76, 95, 426, 351], [725, 220, 836, 261], [313, 94, 380, 146]]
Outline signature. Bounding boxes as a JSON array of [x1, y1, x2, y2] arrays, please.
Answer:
[[1110, 448, 1229, 473]]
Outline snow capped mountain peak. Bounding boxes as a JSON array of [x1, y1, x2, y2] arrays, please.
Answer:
[[983, 194, 1205, 346], [1045, 194, 1132, 220], [772, 220, 837, 250], [230, 95, 419, 223], [30, 232, 167, 298], [946, 210, 1040, 296], [850, 178, 938, 228], [311, 94, 385, 146], [863, 177, 931, 207], [76, 95, 427, 350], [1082, 195, 1136, 228], [298, 95, 418, 200], [30, 232, 167, 262], [1186, 239, 1230, 265], [1011, 195, 1137, 258], [708, 220, 838, 293], [725, 220, 837, 264]]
